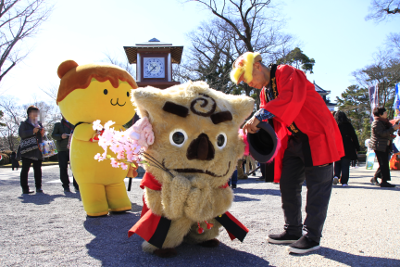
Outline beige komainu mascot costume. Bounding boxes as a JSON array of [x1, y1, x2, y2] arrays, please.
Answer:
[[128, 81, 254, 257]]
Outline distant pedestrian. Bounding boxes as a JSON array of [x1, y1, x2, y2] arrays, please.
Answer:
[[18, 105, 45, 194], [51, 116, 79, 192], [228, 169, 238, 189], [332, 111, 360, 186], [370, 107, 399, 187], [11, 151, 19, 171]]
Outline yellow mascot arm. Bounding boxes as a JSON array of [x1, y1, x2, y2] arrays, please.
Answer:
[[73, 123, 97, 142], [144, 187, 163, 216]]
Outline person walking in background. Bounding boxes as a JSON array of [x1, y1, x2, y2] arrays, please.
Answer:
[[52, 116, 79, 192], [18, 106, 45, 194], [370, 107, 399, 187], [332, 111, 360, 187], [11, 151, 19, 171]]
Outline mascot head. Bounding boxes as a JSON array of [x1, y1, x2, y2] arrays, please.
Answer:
[[56, 60, 137, 125], [132, 81, 254, 187], [230, 52, 262, 85]]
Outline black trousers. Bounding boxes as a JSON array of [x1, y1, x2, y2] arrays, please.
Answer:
[[20, 157, 42, 191], [58, 150, 79, 189], [374, 149, 391, 182], [334, 157, 351, 184], [280, 136, 333, 243]]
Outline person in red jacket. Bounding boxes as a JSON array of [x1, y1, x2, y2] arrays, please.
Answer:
[[231, 52, 344, 254]]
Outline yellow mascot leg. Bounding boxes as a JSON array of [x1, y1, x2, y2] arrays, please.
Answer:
[[80, 183, 109, 217], [105, 182, 132, 212]]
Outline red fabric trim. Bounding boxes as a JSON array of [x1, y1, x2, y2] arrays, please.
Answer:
[[140, 172, 162, 191], [128, 210, 161, 239], [225, 211, 249, 233], [220, 183, 229, 189]]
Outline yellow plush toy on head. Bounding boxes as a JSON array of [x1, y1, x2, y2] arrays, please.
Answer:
[[56, 60, 137, 217]]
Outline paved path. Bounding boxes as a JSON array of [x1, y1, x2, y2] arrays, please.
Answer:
[[0, 165, 399, 267]]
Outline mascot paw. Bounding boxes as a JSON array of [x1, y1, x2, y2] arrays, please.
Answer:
[[153, 248, 178, 258], [198, 238, 220, 248]]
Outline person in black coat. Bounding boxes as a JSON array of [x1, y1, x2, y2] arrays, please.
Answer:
[[332, 111, 360, 186], [18, 105, 45, 194], [11, 151, 19, 171]]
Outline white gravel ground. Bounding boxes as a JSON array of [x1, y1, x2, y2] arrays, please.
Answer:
[[0, 164, 399, 267]]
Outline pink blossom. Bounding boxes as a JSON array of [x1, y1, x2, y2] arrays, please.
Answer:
[[120, 162, 128, 170], [92, 120, 103, 131], [110, 158, 120, 168], [117, 151, 125, 160]]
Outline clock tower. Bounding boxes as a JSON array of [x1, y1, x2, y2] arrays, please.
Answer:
[[123, 38, 183, 89]]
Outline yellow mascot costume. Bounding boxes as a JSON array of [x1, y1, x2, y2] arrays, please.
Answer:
[[56, 60, 137, 217]]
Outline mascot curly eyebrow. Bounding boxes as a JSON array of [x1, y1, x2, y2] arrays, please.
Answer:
[[128, 81, 255, 257]]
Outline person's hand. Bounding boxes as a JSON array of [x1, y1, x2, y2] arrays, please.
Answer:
[[394, 124, 400, 130], [62, 133, 68, 139], [33, 127, 40, 134], [243, 116, 261, 134]]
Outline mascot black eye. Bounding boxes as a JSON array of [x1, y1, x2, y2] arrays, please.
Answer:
[[127, 91, 130, 97], [169, 129, 188, 148], [217, 133, 227, 149], [103, 89, 108, 95]]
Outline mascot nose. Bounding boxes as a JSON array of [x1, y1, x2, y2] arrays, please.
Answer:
[[186, 133, 215, 161]]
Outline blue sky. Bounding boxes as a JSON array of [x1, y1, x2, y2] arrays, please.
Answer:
[[0, 0, 399, 106]]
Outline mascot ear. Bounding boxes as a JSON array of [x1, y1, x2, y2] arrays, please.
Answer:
[[227, 95, 255, 127], [131, 86, 165, 122], [57, 60, 79, 79]]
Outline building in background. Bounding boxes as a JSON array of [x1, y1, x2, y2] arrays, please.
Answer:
[[314, 81, 336, 111]]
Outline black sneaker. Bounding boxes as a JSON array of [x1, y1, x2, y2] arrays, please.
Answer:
[[267, 232, 301, 244], [287, 236, 320, 254], [231, 184, 237, 189], [22, 190, 34, 194], [380, 182, 396, 187], [36, 189, 43, 193]]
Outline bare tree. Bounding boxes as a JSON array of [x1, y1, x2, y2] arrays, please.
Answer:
[[387, 32, 400, 55], [0, 0, 52, 87], [179, 0, 294, 102], [366, 0, 400, 21], [102, 51, 136, 78], [0, 96, 24, 150], [353, 51, 400, 113]]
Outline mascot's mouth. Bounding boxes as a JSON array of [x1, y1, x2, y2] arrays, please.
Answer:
[[110, 98, 126, 107], [170, 161, 231, 177]]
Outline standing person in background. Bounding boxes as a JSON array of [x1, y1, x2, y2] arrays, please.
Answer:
[[332, 111, 361, 186], [11, 151, 19, 171], [52, 116, 79, 192], [370, 107, 399, 187], [18, 106, 45, 194]]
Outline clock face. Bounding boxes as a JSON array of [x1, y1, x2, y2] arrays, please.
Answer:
[[143, 57, 165, 78]]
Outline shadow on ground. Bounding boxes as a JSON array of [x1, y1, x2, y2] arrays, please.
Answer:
[[18, 192, 81, 205], [291, 247, 400, 267], [84, 212, 271, 267]]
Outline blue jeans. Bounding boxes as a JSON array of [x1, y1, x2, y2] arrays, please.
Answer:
[[334, 157, 351, 184], [228, 170, 238, 186]]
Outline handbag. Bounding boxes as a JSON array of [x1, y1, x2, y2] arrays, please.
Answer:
[[20, 135, 39, 154]]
